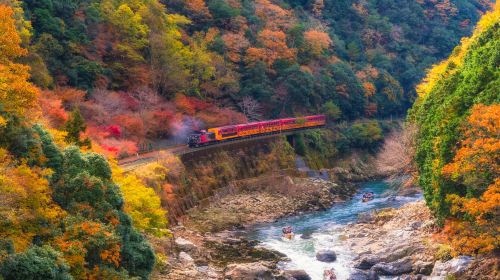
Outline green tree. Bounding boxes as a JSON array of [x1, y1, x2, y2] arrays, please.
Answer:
[[0, 245, 72, 280], [64, 109, 91, 148], [239, 61, 273, 102], [409, 6, 499, 220], [321, 101, 341, 121]]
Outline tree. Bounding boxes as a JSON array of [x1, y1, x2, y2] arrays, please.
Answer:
[[0, 245, 72, 280], [208, 0, 239, 24], [64, 109, 91, 148], [238, 96, 262, 121], [321, 101, 341, 121], [113, 165, 169, 237], [437, 104, 499, 254], [239, 62, 273, 102], [0, 5, 38, 125], [0, 148, 65, 252], [245, 29, 296, 67], [409, 4, 499, 221], [303, 29, 331, 56], [442, 104, 499, 193]]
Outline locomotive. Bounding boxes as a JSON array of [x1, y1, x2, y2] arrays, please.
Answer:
[[187, 115, 326, 147]]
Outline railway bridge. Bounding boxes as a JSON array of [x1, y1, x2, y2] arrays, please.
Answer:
[[118, 126, 323, 171]]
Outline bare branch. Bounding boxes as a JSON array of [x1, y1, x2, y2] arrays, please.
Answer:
[[238, 96, 263, 122]]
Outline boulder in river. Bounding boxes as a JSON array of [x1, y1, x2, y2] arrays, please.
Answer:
[[353, 254, 382, 269], [316, 250, 337, 262], [413, 260, 434, 275], [370, 257, 413, 276], [348, 269, 379, 280], [300, 231, 313, 239], [283, 269, 311, 280], [224, 262, 273, 280]]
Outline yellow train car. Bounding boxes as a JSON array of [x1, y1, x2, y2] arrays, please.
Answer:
[[208, 125, 238, 141]]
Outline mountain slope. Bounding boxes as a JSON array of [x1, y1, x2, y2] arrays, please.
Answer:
[[409, 2, 499, 254]]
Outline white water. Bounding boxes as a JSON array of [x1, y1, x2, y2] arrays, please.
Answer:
[[247, 181, 422, 280]]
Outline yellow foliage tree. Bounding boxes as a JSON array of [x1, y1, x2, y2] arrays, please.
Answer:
[[0, 149, 65, 252], [112, 163, 169, 237], [0, 5, 38, 125], [416, 2, 499, 98]]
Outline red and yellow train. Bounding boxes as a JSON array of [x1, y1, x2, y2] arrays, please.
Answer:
[[187, 115, 326, 147]]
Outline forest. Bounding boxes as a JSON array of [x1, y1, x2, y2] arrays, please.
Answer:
[[0, 0, 497, 279], [1, 0, 490, 157], [409, 4, 499, 255]]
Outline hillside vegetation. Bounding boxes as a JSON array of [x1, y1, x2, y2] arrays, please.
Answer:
[[0, 4, 167, 279], [409, 3, 499, 255], [2, 0, 489, 156], [0, 1, 496, 279]]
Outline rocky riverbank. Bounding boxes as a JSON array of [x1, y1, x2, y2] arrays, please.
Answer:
[[343, 201, 494, 280], [184, 176, 357, 233], [156, 176, 357, 279]]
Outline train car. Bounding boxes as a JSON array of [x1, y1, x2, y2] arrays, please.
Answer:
[[187, 115, 326, 147], [304, 115, 326, 127], [260, 119, 282, 134], [209, 125, 238, 141], [236, 122, 262, 137]]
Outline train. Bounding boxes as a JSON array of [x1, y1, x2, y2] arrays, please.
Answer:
[[187, 115, 326, 147]]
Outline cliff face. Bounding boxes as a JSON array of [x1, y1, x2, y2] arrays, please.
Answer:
[[129, 137, 297, 223]]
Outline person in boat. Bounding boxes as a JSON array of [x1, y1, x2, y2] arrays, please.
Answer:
[[362, 192, 375, 202], [282, 226, 293, 239], [323, 268, 336, 280]]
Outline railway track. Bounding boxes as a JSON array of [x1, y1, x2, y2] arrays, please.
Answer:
[[117, 118, 400, 171], [117, 127, 321, 171]]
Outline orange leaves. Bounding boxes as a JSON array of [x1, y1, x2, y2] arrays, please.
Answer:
[[222, 32, 250, 62], [443, 179, 500, 255], [0, 149, 65, 252], [442, 217, 498, 256], [304, 29, 332, 56], [185, 0, 211, 18], [254, 0, 294, 30], [441, 104, 500, 255], [363, 82, 376, 97], [100, 244, 121, 267], [0, 5, 26, 61], [246, 29, 296, 66], [0, 5, 39, 125], [39, 91, 69, 127], [174, 93, 210, 115], [54, 220, 122, 276], [442, 104, 500, 184]]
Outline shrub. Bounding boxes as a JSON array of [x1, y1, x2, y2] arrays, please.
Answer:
[[0, 245, 72, 280]]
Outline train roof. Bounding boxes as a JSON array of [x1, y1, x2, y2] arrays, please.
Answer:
[[209, 115, 325, 130]]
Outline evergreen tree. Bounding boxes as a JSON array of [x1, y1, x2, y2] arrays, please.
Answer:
[[0, 245, 72, 280], [64, 109, 91, 148]]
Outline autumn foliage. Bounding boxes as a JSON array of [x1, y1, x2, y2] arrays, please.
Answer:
[[246, 29, 297, 66], [441, 104, 500, 255], [0, 5, 38, 125], [410, 3, 499, 255]]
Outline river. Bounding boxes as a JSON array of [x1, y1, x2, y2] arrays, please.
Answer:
[[246, 180, 422, 280]]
